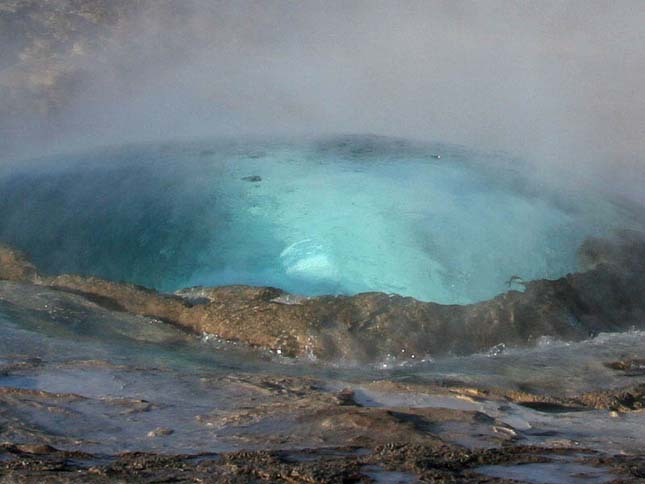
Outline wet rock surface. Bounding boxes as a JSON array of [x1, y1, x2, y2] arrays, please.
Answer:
[[1, 231, 643, 363], [0, 366, 644, 483], [0, 322, 644, 478], [0, 358, 643, 483]]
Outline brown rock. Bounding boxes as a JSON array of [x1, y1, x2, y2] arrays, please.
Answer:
[[0, 244, 39, 283]]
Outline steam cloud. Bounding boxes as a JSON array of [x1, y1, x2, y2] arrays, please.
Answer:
[[1, 0, 644, 200]]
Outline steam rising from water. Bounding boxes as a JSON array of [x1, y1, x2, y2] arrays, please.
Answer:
[[1, 1, 643, 301], [2, 1, 644, 204]]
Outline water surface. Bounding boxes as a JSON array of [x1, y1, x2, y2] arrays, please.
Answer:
[[1, 136, 639, 304]]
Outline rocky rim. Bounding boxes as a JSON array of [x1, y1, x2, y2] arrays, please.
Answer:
[[1, 230, 644, 364]]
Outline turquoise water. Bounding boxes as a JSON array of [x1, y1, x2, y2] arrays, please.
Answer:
[[0, 136, 638, 304]]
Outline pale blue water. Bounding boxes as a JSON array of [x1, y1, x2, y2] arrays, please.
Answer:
[[0, 135, 640, 304]]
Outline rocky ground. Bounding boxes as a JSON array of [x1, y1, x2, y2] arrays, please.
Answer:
[[1, 441, 643, 483], [0, 370, 644, 483], [0, 233, 644, 482], [0, 357, 644, 483]]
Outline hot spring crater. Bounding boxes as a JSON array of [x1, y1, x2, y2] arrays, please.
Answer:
[[1, 135, 641, 305], [1, 135, 644, 363]]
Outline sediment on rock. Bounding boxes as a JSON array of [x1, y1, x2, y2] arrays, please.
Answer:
[[0, 231, 644, 363]]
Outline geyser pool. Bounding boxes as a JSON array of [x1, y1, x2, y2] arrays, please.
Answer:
[[0, 136, 639, 304]]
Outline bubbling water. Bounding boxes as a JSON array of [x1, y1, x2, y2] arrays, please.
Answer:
[[0, 136, 638, 304]]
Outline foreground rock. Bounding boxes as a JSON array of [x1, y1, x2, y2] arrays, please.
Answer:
[[0, 322, 643, 482], [0, 359, 643, 483], [2, 441, 641, 484], [1, 231, 644, 363]]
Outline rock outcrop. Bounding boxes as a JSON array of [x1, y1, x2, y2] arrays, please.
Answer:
[[0, 244, 38, 283], [1, 231, 644, 363]]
